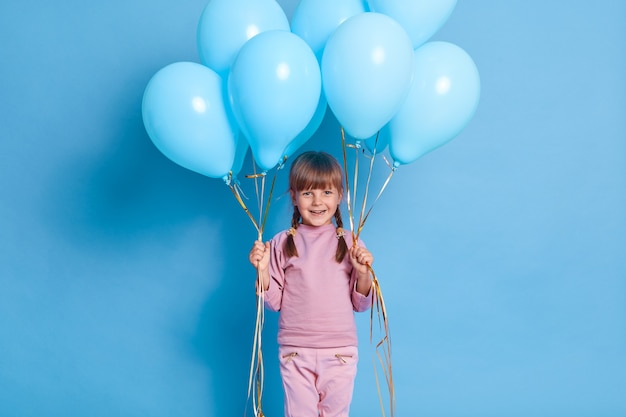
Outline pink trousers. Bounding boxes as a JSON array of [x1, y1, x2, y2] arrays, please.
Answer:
[[278, 345, 359, 417]]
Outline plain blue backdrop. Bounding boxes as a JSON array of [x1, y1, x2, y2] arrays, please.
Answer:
[[1, 1, 625, 416]]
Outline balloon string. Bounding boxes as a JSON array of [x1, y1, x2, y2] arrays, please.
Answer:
[[225, 172, 261, 235], [260, 157, 285, 236], [354, 132, 378, 240], [340, 127, 357, 243], [249, 160, 266, 241], [249, 282, 265, 415], [352, 142, 360, 242], [225, 170, 266, 417], [370, 265, 395, 417], [341, 129, 396, 241], [237, 157, 286, 417], [356, 167, 395, 241], [247, 270, 266, 417], [340, 127, 395, 417], [355, 133, 376, 240]]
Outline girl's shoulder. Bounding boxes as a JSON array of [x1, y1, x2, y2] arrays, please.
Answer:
[[269, 225, 365, 246], [269, 229, 290, 245]]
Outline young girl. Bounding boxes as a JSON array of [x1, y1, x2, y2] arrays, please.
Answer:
[[249, 151, 373, 417]]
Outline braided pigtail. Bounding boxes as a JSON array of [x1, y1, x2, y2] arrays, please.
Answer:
[[334, 209, 349, 263], [284, 206, 301, 258]]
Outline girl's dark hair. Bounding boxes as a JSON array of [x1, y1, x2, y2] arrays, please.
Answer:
[[284, 151, 348, 262]]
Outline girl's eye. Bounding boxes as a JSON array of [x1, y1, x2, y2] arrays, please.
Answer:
[[324, 190, 333, 195]]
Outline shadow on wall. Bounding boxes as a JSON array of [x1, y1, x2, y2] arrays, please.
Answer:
[[37, 64, 347, 414], [39, 81, 284, 414], [192, 222, 283, 416]]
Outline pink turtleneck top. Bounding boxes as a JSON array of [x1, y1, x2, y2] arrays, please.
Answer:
[[263, 223, 372, 348]]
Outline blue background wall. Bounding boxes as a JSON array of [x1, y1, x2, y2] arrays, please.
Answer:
[[1, 1, 625, 416]]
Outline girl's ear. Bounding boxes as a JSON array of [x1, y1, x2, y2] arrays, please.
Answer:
[[290, 189, 296, 205]]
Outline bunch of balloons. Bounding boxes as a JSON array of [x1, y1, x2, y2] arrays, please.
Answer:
[[142, 0, 480, 179]]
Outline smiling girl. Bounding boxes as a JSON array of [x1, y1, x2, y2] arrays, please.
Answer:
[[249, 151, 373, 417]]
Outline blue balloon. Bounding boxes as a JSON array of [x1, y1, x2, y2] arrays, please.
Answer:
[[367, 0, 457, 49], [291, 0, 366, 62], [387, 42, 481, 166], [283, 93, 327, 159], [364, 130, 388, 155], [142, 62, 237, 178], [197, 0, 289, 78], [230, 133, 249, 177], [228, 30, 321, 172], [321, 12, 414, 140]]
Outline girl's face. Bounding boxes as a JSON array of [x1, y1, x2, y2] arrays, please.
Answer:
[[292, 186, 342, 227]]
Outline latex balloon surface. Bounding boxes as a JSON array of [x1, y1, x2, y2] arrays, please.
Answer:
[[364, 131, 388, 155], [321, 12, 414, 140], [291, 0, 366, 62], [142, 62, 237, 178], [367, 0, 457, 48], [387, 42, 480, 166], [228, 30, 321, 172], [283, 93, 327, 159], [197, 0, 289, 77], [230, 133, 249, 177]]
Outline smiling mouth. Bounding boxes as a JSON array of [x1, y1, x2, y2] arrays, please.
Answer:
[[310, 210, 326, 215]]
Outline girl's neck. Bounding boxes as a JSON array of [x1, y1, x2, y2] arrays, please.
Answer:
[[298, 223, 335, 230]]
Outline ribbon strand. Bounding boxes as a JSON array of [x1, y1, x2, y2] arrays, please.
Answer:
[[340, 127, 396, 417], [226, 161, 284, 417], [341, 128, 357, 243]]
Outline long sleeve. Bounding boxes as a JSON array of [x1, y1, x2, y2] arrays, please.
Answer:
[[263, 239, 284, 312], [265, 224, 372, 348], [351, 277, 373, 312]]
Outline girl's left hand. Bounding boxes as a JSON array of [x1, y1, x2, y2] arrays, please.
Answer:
[[349, 245, 373, 274]]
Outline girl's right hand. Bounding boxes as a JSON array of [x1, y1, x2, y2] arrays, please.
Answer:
[[249, 240, 270, 271]]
